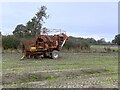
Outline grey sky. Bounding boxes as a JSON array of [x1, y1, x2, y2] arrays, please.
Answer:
[[1, 2, 118, 41]]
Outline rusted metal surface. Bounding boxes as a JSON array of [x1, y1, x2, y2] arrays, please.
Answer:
[[21, 33, 68, 59]]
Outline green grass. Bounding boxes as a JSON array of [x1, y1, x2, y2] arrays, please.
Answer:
[[2, 52, 118, 88], [2, 52, 118, 74], [45, 76, 58, 80]]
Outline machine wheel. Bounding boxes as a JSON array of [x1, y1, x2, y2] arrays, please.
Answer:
[[51, 50, 59, 59]]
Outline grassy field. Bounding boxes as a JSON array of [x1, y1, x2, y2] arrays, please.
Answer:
[[2, 51, 118, 88], [90, 45, 119, 52]]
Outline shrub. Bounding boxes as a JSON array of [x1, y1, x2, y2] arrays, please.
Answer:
[[2, 35, 20, 50], [64, 37, 90, 51], [104, 47, 111, 53], [80, 40, 90, 50]]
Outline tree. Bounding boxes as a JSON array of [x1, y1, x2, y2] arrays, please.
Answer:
[[13, 24, 26, 38], [86, 38, 96, 44], [26, 6, 48, 36], [26, 21, 35, 36], [13, 6, 49, 38], [112, 34, 120, 45], [97, 38, 106, 44]]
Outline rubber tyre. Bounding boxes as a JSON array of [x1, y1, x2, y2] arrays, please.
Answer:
[[51, 50, 59, 59]]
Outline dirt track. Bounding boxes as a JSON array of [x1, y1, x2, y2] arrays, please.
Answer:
[[3, 68, 118, 88]]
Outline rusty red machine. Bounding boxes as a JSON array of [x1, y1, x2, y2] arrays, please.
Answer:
[[21, 31, 68, 59]]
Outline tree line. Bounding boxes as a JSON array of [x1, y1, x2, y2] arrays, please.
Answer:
[[64, 35, 119, 51], [2, 34, 120, 51]]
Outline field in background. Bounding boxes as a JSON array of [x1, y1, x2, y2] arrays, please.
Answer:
[[91, 45, 118, 52], [2, 48, 118, 88], [61, 45, 119, 53]]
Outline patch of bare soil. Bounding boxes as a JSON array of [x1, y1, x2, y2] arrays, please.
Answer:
[[2, 68, 118, 88]]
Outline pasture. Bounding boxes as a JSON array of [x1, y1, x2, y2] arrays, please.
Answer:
[[2, 49, 118, 88]]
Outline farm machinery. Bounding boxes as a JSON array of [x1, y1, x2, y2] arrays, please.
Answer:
[[21, 29, 68, 59]]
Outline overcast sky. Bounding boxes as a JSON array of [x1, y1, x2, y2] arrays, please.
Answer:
[[1, 2, 118, 41]]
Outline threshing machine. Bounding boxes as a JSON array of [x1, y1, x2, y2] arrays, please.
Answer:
[[21, 30, 68, 59]]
